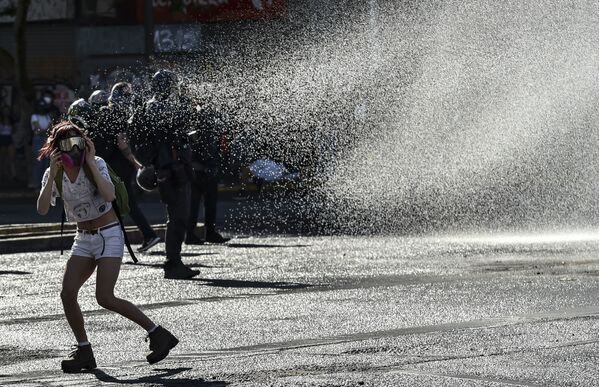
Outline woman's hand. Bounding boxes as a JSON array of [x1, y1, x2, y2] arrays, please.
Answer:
[[48, 149, 62, 179], [85, 137, 96, 164]]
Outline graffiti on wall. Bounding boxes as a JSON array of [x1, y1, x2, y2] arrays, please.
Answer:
[[154, 24, 202, 53], [0, 0, 73, 23]]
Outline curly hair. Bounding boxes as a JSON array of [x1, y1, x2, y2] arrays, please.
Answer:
[[37, 120, 87, 161]]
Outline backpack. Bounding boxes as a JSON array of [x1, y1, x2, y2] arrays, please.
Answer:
[[54, 163, 138, 263]]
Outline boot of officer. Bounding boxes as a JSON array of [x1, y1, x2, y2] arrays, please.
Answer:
[[129, 70, 197, 280]]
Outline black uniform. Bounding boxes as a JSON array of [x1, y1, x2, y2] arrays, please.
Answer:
[[185, 101, 228, 243], [97, 104, 159, 244], [94, 106, 131, 178], [129, 93, 193, 271]]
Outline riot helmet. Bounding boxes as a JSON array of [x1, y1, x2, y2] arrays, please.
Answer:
[[151, 70, 178, 99], [109, 82, 133, 106], [136, 165, 157, 192], [67, 98, 93, 129], [88, 90, 109, 107]]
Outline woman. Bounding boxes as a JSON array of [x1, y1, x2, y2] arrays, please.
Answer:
[[36, 121, 178, 373]]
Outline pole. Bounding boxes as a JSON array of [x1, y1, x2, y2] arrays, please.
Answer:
[[14, 0, 33, 152]]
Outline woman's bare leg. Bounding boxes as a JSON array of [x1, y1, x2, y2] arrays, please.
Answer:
[[61, 256, 96, 343], [95, 257, 155, 331]]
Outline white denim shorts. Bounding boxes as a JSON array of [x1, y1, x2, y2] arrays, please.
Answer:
[[70, 222, 124, 260]]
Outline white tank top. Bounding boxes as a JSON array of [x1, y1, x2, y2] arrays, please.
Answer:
[[41, 157, 114, 222]]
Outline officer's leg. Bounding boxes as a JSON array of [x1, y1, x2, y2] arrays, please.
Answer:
[[203, 175, 218, 234], [203, 174, 230, 243], [185, 176, 202, 242], [164, 182, 190, 267]]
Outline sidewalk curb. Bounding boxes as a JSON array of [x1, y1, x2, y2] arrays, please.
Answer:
[[0, 184, 256, 200], [0, 224, 207, 255]]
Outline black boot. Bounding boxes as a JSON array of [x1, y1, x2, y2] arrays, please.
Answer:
[[138, 236, 162, 253], [61, 344, 97, 373], [164, 261, 199, 279], [205, 229, 230, 244], [146, 326, 179, 364], [185, 231, 204, 245]]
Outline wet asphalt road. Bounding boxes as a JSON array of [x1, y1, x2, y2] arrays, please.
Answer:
[[2, 231, 599, 386]]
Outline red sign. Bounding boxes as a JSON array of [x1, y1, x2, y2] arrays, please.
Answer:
[[151, 0, 286, 23]]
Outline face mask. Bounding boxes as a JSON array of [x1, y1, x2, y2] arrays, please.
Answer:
[[58, 136, 86, 168], [60, 148, 85, 168], [43, 96, 52, 104]]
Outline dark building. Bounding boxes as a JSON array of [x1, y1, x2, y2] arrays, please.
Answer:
[[0, 0, 288, 110]]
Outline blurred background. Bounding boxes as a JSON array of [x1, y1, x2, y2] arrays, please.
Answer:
[[0, 0, 291, 189]]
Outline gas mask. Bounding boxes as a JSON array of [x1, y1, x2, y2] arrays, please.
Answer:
[[58, 136, 86, 168]]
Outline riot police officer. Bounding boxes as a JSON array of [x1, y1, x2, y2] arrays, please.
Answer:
[[87, 90, 109, 127], [88, 90, 109, 110], [184, 93, 230, 245], [128, 70, 197, 279], [66, 98, 94, 130], [103, 82, 162, 253]]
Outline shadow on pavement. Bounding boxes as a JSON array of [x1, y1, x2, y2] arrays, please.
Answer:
[[226, 243, 310, 249], [123, 262, 165, 269], [0, 270, 31, 275], [145, 251, 218, 257], [124, 262, 219, 269], [91, 367, 228, 386], [192, 277, 312, 290], [0, 345, 59, 365]]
